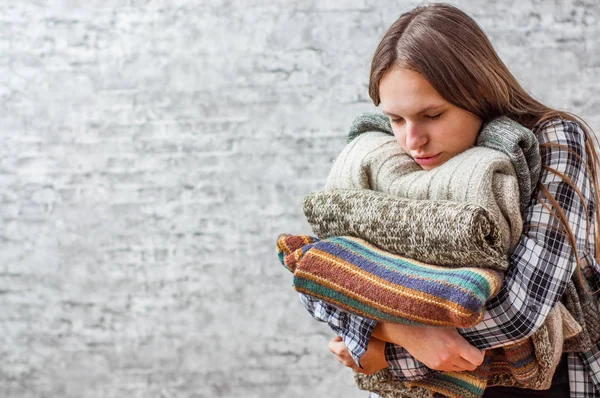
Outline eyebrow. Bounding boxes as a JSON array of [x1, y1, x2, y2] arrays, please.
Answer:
[[382, 104, 444, 117]]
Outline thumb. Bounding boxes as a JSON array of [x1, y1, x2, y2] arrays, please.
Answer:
[[457, 339, 485, 366], [328, 335, 345, 354]]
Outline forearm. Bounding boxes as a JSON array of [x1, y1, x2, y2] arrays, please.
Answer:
[[372, 322, 417, 345], [458, 120, 590, 349], [458, 232, 576, 349]]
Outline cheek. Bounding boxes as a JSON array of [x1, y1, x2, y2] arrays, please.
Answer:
[[460, 114, 483, 145], [458, 123, 481, 151], [446, 117, 480, 152]]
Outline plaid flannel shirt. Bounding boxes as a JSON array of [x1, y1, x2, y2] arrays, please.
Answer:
[[299, 119, 600, 397]]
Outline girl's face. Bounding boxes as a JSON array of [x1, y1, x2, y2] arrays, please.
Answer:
[[379, 66, 483, 170]]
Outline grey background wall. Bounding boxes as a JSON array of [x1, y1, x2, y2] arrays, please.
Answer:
[[1, 1, 598, 397]]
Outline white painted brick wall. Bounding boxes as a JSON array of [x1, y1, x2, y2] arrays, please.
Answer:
[[0, 1, 598, 397]]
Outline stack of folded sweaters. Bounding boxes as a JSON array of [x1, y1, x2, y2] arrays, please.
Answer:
[[276, 114, 600, 398]]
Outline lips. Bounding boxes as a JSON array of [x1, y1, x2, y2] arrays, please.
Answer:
[[413, 153, 441, 166]]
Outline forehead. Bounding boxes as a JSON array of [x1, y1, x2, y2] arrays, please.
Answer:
[[379, 67, 446, 115]]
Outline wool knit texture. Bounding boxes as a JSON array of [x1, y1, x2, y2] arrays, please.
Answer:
[[276, 234, 504, 328], [346, 113, 541, 212], [562, 271, 600, 352], [303, 189, 508, 270], [300, 114, 583, 397], [325, 131, 521, 251]]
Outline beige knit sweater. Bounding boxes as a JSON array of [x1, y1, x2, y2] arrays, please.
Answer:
[[325, 131, 522, 251]]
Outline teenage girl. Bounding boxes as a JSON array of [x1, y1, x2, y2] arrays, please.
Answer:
[[301, 3, 600, 397]]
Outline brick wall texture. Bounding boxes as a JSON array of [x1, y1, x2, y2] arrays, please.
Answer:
[[1, 1, 599, 397]]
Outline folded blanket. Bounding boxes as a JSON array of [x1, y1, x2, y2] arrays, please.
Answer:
[[277, 234, 504, 328], [304, 189, 508, 271]]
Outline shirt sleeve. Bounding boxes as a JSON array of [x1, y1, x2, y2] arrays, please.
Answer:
[[459, 119, 592, 348], [298, 292, 377, 368]]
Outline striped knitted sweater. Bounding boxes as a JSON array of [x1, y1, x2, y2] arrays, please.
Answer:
[[277, 234, 504, 328]]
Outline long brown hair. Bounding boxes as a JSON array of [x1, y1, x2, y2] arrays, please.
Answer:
[[368, 3, 600, 274]]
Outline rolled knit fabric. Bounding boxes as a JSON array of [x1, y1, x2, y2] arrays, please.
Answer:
[[277, 234, 504, 328], [325, 131, 522, 250], [303, 189, 508, 270], [346, 113, 540, 212]]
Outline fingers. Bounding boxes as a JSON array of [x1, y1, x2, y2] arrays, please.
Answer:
[[456, 340, 485, 368], [328, 336, 360, 370], [426, 334, 485, 372], [442, 345, 484, 372], [444, 346, 484, 372], [444, 329, 484, 368], [431, 359, 477, 373], [452, 355, 482, 372], [327, 336, 343, 355]]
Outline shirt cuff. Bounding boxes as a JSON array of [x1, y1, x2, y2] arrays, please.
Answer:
[[339, 313, 377, 368], [384, 342, 437, 381]]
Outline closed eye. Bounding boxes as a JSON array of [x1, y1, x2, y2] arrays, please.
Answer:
[[390, 117, 404, 124], [426, 113, 443, 120]]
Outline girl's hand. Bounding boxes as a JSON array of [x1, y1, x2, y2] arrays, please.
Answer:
[[373, 323, 485, 372], [327, 335, 388, 374]]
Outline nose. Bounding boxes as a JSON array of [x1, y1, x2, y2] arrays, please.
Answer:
[[403, 120, 428, 150]]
